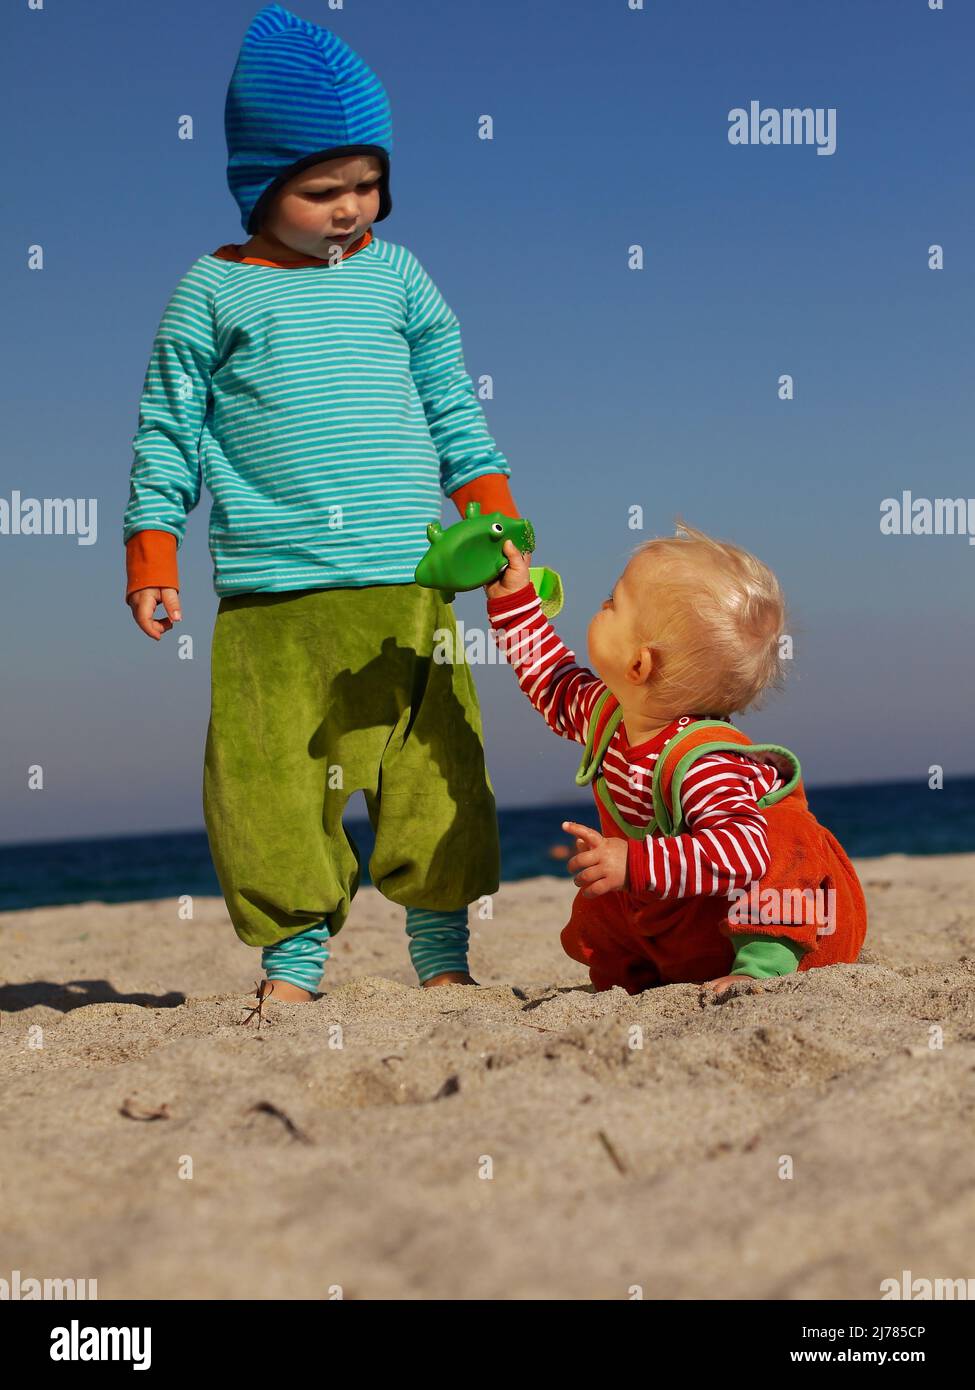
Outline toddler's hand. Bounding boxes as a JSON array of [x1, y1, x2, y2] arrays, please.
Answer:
[[485, 538, 533, 601], [563, 821, 629, 896], [128, 586, 182, 641]]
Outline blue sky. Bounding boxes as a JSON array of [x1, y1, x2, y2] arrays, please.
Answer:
[[1, 0, 973, 845]]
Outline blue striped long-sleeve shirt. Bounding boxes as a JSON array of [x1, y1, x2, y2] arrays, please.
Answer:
[[122, 236, 511, 595]]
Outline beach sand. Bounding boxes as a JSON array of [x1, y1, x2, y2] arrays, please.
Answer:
[[1, 853, 973, 1301]]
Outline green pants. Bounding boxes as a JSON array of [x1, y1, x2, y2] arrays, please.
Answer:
[[202, 582, 500, 950]]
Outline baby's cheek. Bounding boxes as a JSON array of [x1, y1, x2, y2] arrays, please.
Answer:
[[588, 612, 610, 647]]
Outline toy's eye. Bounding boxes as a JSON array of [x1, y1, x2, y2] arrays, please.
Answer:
[[490, 522, 505, 535]]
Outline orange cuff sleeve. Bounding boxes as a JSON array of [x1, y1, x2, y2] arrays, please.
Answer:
[[125, 530, 180, 599], [450, 473, 520, 520]]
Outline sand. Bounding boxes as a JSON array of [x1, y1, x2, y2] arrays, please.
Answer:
[[1, 853, 974, 1301]]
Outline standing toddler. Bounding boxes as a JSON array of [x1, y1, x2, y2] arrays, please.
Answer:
[[124, 5, 518, 1003]]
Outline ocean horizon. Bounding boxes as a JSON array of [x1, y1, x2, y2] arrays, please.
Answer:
[[1, 776, 973, 914]]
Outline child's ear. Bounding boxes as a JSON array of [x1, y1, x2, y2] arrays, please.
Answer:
[[626, 645, 654, 685]]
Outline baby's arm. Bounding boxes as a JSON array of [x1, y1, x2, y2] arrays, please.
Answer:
[[486, 542, 605, 746], [400, 249, 514, 504], [626, 751, 776, 899], [123, 261, 217, 634], [126, 530, 179, 602], [450, 472, 519, 520]]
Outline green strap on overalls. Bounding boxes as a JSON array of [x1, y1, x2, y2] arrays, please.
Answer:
[[574, 689, 803, 839]]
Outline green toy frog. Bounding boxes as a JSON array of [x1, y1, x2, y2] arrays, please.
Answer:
[[414, 502, 564, 618]]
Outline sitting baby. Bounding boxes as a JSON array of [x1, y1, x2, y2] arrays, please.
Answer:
[[485, 522, 867, 996]]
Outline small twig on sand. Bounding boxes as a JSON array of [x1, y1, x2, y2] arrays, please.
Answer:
[[247, 1101, 312, 1144], [120, 1098, 171, 1122], [239, 978, 274, 1028], [597, 1129, 628, 1175]]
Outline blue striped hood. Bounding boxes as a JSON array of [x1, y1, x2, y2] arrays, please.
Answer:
[[225, 3, 393, 234]]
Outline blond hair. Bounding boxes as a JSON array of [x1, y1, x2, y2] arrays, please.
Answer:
[[628, 521, 787, 716]]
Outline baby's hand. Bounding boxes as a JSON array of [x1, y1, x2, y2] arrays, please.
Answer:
[[485, 538, 533, 600], [563, 821, 629, 896], [128, 586, 182, 641]]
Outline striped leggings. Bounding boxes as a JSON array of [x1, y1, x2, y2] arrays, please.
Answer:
[[261, 906, 470, 993]]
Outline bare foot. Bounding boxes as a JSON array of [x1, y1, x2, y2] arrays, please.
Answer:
[[422, 971, 478, 988], [265, 980, 316, 1002], [239, 978, 314, 1026], [701, 973, 762, 998]]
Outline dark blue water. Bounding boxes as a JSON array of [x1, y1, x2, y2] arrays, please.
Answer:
[[1, 778, 972, 913]]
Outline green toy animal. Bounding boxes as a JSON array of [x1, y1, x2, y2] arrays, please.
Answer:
[[414, 501, 564, 618]]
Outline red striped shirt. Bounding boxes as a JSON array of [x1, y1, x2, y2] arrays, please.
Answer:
[[486, 583, 783, 899]]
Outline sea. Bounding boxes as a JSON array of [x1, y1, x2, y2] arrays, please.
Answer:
[[1, 777, 973, 914]]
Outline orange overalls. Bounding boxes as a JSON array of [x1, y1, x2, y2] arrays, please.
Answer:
[[560, 696, 868, 993]]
